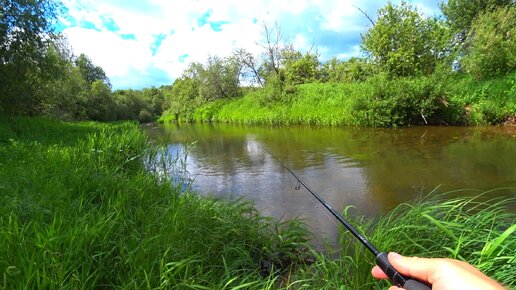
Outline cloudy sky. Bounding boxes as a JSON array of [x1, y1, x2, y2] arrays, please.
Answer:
[[56, 0, 442, 90]]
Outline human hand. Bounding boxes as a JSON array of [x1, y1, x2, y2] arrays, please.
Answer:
[[371, 252, 505, 290]]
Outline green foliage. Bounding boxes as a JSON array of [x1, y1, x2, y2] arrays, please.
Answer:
[[320, 57, 374, 83], [445, 72, 516, 125], [85, 80, 114, 121], [284, 52, 319, 85], [366, 74, 446, 127], [164, 58, 241, 119], [0, 0, 61, 113], [199, 56, 241, 101], [291, 192, 516, 288], [0, 1, 163, 122], [362, 1, 450, 77], [40, 50, 89, 120], [0, 116, 309, 288], [162, 72, 516, 127], [141, 87, 164, 116], [165, 77, 199, 115], [75, 54, 111, 87], [138, 108, 153, 123], [440, 0, 514, 37], [463, 6, 516, 79]]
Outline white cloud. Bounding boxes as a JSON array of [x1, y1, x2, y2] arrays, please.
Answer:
[[336, 45, 362, 60], [63, 27, 152, 76], [59, 0, 441, 89]]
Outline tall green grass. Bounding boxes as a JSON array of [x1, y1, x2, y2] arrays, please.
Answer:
[[0, 116, 308, 289], [160, 72, 516, 127], [1, 116, 514, 289], [288, 191, 515, 289]]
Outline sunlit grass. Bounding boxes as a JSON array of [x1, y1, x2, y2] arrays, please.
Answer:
[[160, 72, 516, 127], [0, 116, 308, 289], [288, 191, 515, 289], [1, 116, 514, 289]]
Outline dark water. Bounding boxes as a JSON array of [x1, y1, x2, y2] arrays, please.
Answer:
[[143, 123, 516, 247]]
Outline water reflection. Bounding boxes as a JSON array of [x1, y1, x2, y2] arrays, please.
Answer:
[[143, 123, 516, 248]]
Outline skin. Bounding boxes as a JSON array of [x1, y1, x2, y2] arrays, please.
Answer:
[[371, 252, 506, 290]]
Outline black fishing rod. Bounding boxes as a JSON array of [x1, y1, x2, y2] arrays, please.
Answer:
[[267, 150, 431, 290]]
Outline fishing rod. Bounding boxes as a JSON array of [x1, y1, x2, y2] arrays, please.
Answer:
[[267, 150, 430, 290]]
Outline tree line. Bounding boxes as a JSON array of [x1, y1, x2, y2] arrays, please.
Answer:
[[163, 0, 515, 121], [1, 0, 164, 121], [1, 0, 514, 123]]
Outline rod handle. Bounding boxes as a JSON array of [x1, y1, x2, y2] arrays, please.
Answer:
[[376, 252, 431, 290]]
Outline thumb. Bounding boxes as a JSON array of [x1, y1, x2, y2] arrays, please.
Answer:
[[388, 252, 439, 285]]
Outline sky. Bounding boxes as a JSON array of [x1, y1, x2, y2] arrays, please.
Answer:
[[56, 0, 442, 90]]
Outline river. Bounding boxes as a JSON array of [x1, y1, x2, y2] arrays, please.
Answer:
[[143, 123, 516, 248]]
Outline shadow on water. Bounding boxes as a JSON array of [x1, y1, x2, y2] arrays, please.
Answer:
[[143, 123, 516, 249]]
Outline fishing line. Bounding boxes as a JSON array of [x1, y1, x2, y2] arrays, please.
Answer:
[[266, 148, 431, 290]]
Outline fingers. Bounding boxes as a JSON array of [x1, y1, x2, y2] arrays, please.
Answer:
[[372, 253, 506, 290], [371, 265, 388, 279], [371, 253, 438, 284], [387, 252, 438, 284]]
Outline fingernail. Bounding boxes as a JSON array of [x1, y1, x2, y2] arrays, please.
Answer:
[[390, 252, 402, 260]]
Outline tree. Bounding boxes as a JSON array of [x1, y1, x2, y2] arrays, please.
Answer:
[[198, 56, 241, 101], [0, 0, 61, 113], [362, 2, 449, 77], [440, 0, 514, 70], [113, 89, 145, 120], [165, 76, 199, 118], [258, 22, 291, 91], [463, 6, 516, 79], [320, 57, 373, 83], [232, 48, 264, 87], [440, 0, 513, 41], [283, 51, 319, 85], [40, 46, 89, 120], [142, 87, 164, 116], [86, 80, 114, 121], [75, 54, 111, 88]]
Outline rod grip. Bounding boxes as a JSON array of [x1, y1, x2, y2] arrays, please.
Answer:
[[376, 252, 431, 290]]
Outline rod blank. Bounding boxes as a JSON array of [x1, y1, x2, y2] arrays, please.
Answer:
[[266, 150, 431, 290]]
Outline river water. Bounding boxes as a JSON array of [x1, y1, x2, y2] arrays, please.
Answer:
[[143, 123, 516, 248]]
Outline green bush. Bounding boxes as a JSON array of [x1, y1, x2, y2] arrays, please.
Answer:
[[463, 6, 516, 79], [160, 72, 516, 127], [138, 108, 153, 123]]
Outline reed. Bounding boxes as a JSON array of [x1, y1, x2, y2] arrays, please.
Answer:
[[0, 116, 308, 289]]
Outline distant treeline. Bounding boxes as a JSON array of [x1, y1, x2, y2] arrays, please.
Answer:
[[160, 1, 515, 126], [1, 0, 515, 125], [0, 0, 164, 122]]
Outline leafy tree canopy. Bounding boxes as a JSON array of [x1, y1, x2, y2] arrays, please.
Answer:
[[440, 0, 514, 37], [0, 0, 61, 113], [362, 1, 450, 77], [463, 6, 516, 79]]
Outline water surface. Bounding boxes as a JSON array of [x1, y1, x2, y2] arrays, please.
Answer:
[[144, 123, 516, 248]]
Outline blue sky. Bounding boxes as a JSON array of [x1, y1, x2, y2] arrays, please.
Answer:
[[57, 0, 442, 90]]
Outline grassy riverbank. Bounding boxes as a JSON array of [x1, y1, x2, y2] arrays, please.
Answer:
[[0, 116, 309, 289], [1, 116, 514, 289], [292, 192, 515, 289], [160, 73, 516, 127]]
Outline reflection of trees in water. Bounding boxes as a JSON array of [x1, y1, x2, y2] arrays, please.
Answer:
[[158, 123, 265, 175], [146, 123, 516, 214], [352, 127, 516, 210]]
